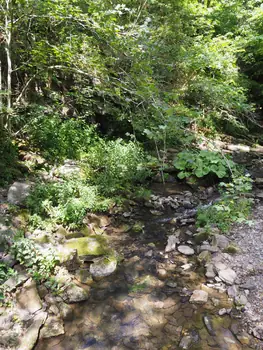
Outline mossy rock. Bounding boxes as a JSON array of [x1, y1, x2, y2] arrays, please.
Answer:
[[64, 236, 110, 257]]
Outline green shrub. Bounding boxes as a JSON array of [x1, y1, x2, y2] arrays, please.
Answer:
[[197, 175, 253, 232], [174, 150, 236, 179], [84, 139, 151, 194], [10, 238, 58, 281], [25, 114, 96, 161], [0, 129, 19, 186], [26, 179, 112, 228]]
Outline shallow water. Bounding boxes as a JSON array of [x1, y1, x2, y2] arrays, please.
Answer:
[[35, 183, 261, 350]]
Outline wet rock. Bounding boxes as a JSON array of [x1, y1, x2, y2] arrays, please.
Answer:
[[177, 245, 195, 256], [166, 280, 177, 288], [203, 315, 216, 336], [58, 302, 73, 321], [64, 236, 110, 257], [16, 279, 42, 314], [190, 290, 208, 304], [40, 315, 64, 338], [90, 256, 117, 278], [75, 269, 93, 285], [218, 268, 237, 285], [63, 283, 90, 303], [165, 234, 180, 253], [56, 245, 81, 271], [17, 311, 47, 350], [157, 268, 168, 279], [7, 181, 32, 205], [218, 308, 227, 316], [145, 250, 153, 257], [218, 328, 242, 349], [179, 335, 192, 349]]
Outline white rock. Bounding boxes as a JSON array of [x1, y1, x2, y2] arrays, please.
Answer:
[[7, 181, 32, 205], [190, 290, 208, 304], [177, 245, 195, 256], [218, 268, 237, 285], [165, 234, 180, 253]]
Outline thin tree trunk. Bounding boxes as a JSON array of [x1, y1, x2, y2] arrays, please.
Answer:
[[5, 0, 12, 130], [0, 59, 3, 129]]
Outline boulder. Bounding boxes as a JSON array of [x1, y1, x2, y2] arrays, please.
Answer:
[[18, 311, 47, 350], [40, 315, 64, 338], [7, 181, 32, 205], [90, 256, 117, 278], [16, 279, 42, 314]]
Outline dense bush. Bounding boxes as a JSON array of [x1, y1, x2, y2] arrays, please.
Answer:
[[25, 114, 97, 161], [83, 139, 151, 194], [0, 129, 19, 186]]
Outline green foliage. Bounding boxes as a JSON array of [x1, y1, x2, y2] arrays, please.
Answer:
[[26, 179, 112, 228], [84, 139, 150, 194], [10, 238, 58, 281], [0, 129, 19, 186], [174, 150, 235, 179], [25, 113, 97, 161], [197, 175, 253, 232], [0, 263, 16, 284]]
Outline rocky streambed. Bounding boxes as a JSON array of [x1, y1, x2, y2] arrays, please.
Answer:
[[1, 180, 263, 350]]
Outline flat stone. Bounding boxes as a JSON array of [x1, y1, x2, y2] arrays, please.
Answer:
[[40, 315, 64, 338], [64, 236, 109, 257], [3, 271, 29, 292], [178, 245, 194, 256], [227, 285, 239, 298], [214, 234, 230, 250], [200, 244, 218, 253], [205, 264, 216, 279], [213, 262, 227, 272], [218, 268, 237, 285], [189, 290, 208, 304], [16, 279, 42, 314], [17, 311, 47, 350], [7, 181, 32, 205]]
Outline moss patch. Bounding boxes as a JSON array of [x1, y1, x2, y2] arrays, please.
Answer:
[[64, 236, 109, 256]]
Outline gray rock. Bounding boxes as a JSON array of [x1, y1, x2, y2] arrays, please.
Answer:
[[213, 262, 227, 272], [203, 315, 216, 336], [205, 264, 216, 279], [218, 268, 237, 285], [252, 325, 263, 340], [200, 244, 218, 253], [179, 335, 192, 349], [40, 315, 64, 338], [63, 283, 90, 303], [90, 257, 117, 278], [235, 294, 248, 306], [3, 270, 29, 292], [177, 245, 195, 256], [165, 234, 179, 253], [214, 234, 230, 250], [190, 290, 208, 304], [16, 279, 42, 314], [227, 285, 239, 298], [218, 308, 227, 316], [57, 160, 81, 177], [7, 181, 32, 205], [17, 311, 47, 350]]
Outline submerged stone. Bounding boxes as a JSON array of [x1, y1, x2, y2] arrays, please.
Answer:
[[64, 236, 109, 257]]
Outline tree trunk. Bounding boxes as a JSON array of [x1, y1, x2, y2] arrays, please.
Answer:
[[5, 0, 12, 130]]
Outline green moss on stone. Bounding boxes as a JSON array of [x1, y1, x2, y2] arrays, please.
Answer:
[[64, 236, 109, 256]]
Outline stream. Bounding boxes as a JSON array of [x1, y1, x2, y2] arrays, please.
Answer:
[[34, 182, 262, 350]]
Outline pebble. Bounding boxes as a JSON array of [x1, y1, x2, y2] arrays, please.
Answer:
[[177, 245, 195, 256]]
